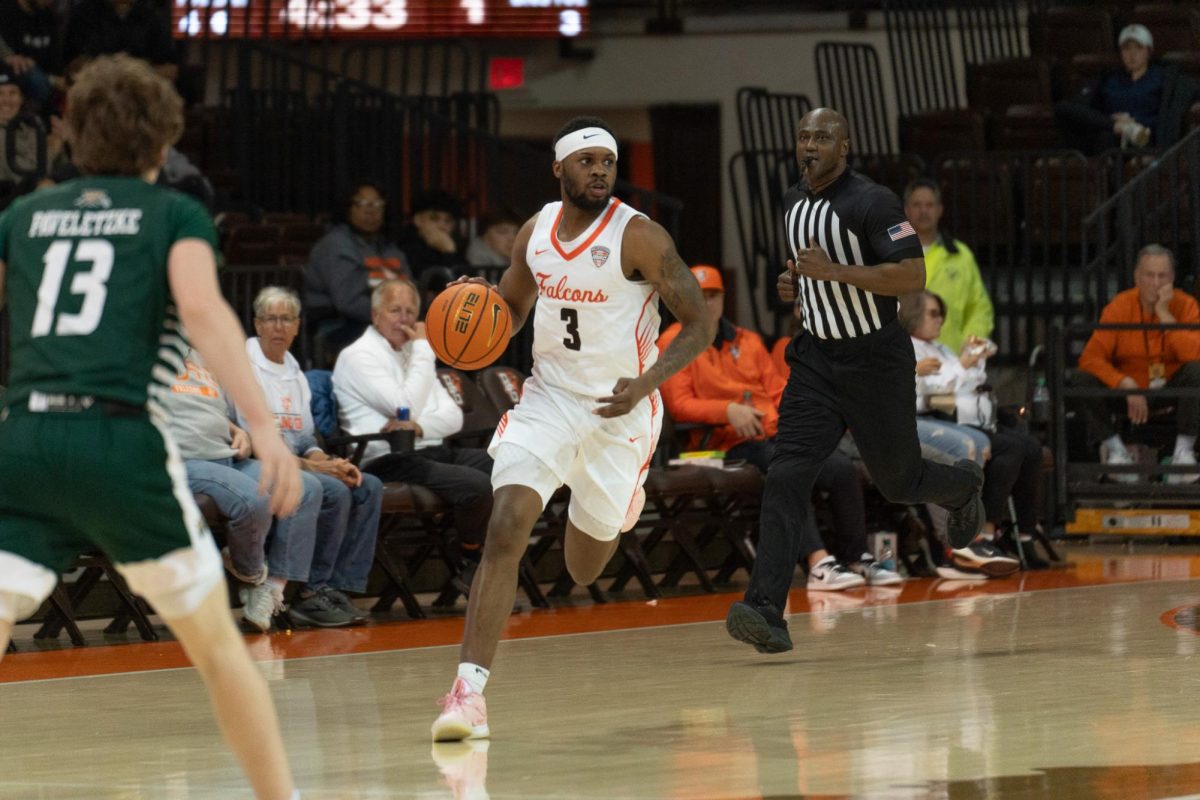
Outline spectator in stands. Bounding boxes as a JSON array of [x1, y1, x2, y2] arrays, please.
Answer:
[[163, 350, 322, 632], [904, 291, 1033, 578], [1073, 243, 1200, 484], [63, 0, 178, 81], [306, 180, 410, 368], [662, 265, 901, 588], [232, 286, 384, 626], [903, 178, 994, 355], [1054, 24, 1198, 154], [0, 65, 59, 207], [400, 189, 467, 298], [466, 206, 522, 273], [334, 279, 493, 581], [0, 0, 64, 111]]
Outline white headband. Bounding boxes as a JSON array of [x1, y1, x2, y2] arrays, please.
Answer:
[[554, 127, 619, 162]]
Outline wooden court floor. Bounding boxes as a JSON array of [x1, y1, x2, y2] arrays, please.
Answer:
[[5, 544, 1200, 799]]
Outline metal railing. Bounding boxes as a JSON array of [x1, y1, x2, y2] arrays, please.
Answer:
[[815, 42, 894, 155], [1081, 127, 1200, 314]]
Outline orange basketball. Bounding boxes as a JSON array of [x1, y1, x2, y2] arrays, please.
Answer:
[[425, 283, 513, 370]]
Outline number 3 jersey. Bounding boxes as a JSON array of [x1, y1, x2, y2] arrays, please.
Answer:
[[0, 177, 217, 409], [525, 198, 660, 398]]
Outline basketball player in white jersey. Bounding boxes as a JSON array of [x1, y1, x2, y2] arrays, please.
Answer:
[[431, 116, 714, 742]]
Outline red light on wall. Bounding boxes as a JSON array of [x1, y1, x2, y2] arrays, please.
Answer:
[[489, 57, 525, 90]]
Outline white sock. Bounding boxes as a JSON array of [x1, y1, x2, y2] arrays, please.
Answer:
[[1104, 435, 1127, 454], [458, 662, 490, 694], [1175, 435, 1197, 456]]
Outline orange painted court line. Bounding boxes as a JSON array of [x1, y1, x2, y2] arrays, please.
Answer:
[[2, 556, 1194, 684]]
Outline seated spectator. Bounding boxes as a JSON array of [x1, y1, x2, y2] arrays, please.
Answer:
[[334, 279, 493, 578], [230, 286, 384, 625], [400, 189, 467, 294], [465, 206, 522, 273], [1055, 24, 1198, 154], [0, 66, 61, 207], [162, 350, 321, 632], [904, 291, 1033, 577], [903, 178, 994, 355], [661, 265, 901, 588], [64, 0, 178, 82], [305, 180, 410, 367], [1072, 244, 1200, 484], [0, 0, 64, 112]]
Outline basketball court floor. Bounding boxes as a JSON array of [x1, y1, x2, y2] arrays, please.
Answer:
[[4, 545, 1200, 799]]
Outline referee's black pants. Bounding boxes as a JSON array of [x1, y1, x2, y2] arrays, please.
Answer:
[[746, 321, 980, 613]]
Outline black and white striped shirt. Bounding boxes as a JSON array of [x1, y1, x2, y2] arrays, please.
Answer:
[[783, 169, 923, 340]]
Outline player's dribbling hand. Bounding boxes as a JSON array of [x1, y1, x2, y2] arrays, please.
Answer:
[[251, 431, 304, 518], [596, 376, 650, 418], [447, 275, 495, 289]]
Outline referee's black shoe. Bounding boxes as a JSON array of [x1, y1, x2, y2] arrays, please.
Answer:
[[726, 600, 792, 653], [945, 459, 986, 549]]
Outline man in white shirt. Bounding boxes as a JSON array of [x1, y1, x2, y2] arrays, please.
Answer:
[[333, 279, 493, 564]]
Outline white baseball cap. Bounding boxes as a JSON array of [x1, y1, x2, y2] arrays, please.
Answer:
[[1118, 24, 1154, 49]]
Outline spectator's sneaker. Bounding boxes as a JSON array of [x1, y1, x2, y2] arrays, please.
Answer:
[[725, 599, 793, 653], [431, 740, 491, 800], [952, 540, 1021, 577], [289, 590, 359, 628], [807, 555, 867, 591], [239, 582, 284, 633], [432, 678, 490, 742], [321, 587, 368, 623], [935, 564, 989, 581], [945, 460, 986, 549], [1101, 442, 1140, 484], [451, 557, 479, 598], [1166, 449, 1200, 485], [850, 553, 904, 586], [222, 547, 268, 586], [1119, 120, 1151, 148]]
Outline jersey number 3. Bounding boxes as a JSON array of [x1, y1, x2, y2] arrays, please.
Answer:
[[561, 307, 581, 351], [31, 239, 114, 337]]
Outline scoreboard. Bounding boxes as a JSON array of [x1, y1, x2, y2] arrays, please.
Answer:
[[173, 0, 590, 39]]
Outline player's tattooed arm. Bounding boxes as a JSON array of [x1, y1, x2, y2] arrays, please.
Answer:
[[641, 244, 714, 387], [597, 219, 715, 418]]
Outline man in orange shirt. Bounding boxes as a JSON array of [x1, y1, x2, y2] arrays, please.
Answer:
[[659, 265, 901, 588], [1074, 244, 1200, 483]]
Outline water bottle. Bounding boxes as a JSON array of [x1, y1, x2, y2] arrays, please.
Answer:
[[389, 407, 413, 453], [395, 406, 410, 422], [1031, 377, 1050, 424]]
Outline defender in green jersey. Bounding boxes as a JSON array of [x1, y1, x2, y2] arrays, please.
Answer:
[[0, 56, 302, 800]]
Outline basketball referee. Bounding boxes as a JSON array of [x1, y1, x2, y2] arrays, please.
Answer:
[[726, 107, 985, 654]]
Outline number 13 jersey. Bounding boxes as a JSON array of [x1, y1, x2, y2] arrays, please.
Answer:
[[525, 198, 660, 398], [0, 176, 216, 410]]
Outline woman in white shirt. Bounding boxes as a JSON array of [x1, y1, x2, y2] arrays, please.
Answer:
[[905, 291, 1044, 574]]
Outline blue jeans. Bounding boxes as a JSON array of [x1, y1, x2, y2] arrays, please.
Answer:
[[309, 470, 383, 593], [185, 458, 271, 580], [917, 417, 989, 466], [228, 458, 321, 583]]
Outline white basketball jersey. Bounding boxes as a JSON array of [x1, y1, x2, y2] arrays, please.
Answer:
[[526, 198, 659, 397]]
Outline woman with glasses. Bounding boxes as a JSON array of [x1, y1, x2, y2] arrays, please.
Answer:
[[304, 180, 410, 367], [904, 291, 1043, 577]]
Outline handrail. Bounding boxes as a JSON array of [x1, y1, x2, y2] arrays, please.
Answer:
[[1082, 126, 1200, 226]]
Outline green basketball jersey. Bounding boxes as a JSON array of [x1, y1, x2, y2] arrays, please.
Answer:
[[0, 177, 218, 409]]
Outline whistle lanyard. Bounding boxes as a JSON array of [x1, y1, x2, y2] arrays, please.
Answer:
[[1139, 305, 1163, 364]]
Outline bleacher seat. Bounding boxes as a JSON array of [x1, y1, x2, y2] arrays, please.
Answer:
[[995, 105, 1061, 151], [1127, 4, 1200, 57], [1029, 7, 1115, 63], [899, 110, 986, 167], [223, 223, 282, 266], [967, 57, 1053, 121]]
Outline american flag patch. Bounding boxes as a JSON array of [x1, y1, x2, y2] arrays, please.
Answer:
[[888, 221, 916, 241]]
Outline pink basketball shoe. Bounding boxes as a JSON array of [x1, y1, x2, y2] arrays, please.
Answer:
[[432, 678, 490, 742]]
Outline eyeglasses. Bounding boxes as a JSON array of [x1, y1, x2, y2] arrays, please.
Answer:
[[352, 199, 386, 209], [256, 315, 299, 327]]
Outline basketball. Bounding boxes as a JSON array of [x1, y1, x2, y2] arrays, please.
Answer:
[[425, 282, 513, 370]]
